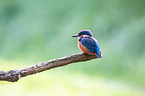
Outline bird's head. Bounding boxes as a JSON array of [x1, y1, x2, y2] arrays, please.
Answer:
[[72, 30, 93, 38]]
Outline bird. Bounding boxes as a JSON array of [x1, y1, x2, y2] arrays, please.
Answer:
[[72, 30, 102, 58]]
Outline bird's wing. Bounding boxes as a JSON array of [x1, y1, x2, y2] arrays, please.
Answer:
[[91, 37, 102, 57], [80, 37, 96, 53], [81, 37, 101, 57]]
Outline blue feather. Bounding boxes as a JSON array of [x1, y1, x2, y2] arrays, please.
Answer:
[[80, 37, 101, 58]]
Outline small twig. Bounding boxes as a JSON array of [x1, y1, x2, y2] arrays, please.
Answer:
[[0, 53, 98, 82]]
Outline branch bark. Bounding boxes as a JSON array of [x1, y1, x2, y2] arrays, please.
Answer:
[[0, 53, 98, 82]]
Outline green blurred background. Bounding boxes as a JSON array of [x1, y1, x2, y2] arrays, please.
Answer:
[[0, 0, 145, 96]]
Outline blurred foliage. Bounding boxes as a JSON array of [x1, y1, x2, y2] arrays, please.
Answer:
[[0, 0, 145, 95]]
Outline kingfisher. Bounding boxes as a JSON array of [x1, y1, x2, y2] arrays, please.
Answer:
[[72, 30, 102, 58]]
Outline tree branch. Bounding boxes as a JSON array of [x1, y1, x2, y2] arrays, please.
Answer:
[[0, 53, 98, 82]]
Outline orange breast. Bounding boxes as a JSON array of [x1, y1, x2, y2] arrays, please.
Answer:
[[78, 41, 90, 54]]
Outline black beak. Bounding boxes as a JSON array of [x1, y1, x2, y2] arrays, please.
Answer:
[[72, 35, 78, 37]]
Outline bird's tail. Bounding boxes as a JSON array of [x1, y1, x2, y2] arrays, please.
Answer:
[[96, 49, 102, 58], [96, 53, 102, 58]]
